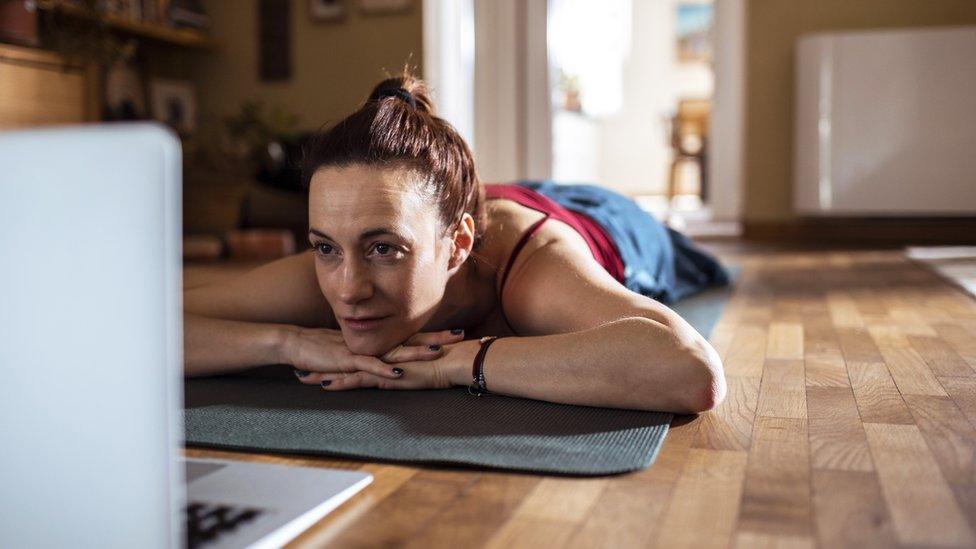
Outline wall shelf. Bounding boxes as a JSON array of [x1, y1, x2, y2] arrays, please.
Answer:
[[37, 1, 215, 50]]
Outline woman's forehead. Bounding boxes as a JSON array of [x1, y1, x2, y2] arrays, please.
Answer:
[[308, 165, 435, 236], [312, 163, 412, 189]]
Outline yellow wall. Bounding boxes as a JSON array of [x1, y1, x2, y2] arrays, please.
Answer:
[[744, 0, 976, 222], [192, 0, 423, 134]]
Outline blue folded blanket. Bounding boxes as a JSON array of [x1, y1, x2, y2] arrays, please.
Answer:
[[519, 180, 731, 303]]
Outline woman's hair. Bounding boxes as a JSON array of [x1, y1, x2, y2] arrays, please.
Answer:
[[302, 71, 486, 248]]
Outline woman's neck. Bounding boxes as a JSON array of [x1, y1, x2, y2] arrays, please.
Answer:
[[425, 253, 497, 332]]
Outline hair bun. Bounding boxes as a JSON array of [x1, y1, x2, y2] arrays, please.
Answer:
[[367, 73, 436, 116]]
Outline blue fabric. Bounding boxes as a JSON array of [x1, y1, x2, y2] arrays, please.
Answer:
[[518, 180, 731, 304]]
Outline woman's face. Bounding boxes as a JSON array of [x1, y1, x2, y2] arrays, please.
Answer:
[[308, 164, 456, 356]]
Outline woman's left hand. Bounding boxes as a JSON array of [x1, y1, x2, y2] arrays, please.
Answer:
[[294, 338, 482, 391]]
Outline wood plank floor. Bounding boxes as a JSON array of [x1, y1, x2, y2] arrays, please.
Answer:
[[184, 245, 976, 548]]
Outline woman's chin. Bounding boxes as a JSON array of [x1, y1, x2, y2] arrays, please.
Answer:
[[342, 331, 398, 357]]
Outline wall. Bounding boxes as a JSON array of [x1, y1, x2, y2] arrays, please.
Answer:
[[472, 0, 550, 184], [708, 0, 744, 222], [192, 0, 423, 134], [744, 0, 976, 223], [182, 0, 421, 237]]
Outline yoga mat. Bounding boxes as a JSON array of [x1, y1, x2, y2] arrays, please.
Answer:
[[184, 275, 735, 475]]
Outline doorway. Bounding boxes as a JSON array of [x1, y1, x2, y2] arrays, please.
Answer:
[[549, 0, 724, 230], [423, 0, 743, 232]]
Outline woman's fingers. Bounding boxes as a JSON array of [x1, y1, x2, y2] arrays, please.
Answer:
[[318, 367, 424, 391], [298, 358, 450, 391], [319, 370, 376, 390], [293, 354, 403, 380], [378, 329, 465, 363], [402, 328, 465, 347], [351, 354, 405, 378], [294, 370, 349, 385], [380, 342, 444, 363]]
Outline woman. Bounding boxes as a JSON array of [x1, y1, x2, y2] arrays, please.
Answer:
[[184, 74, 730, 414]]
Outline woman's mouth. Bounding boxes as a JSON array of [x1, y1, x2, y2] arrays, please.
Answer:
[[342, 316, 390, 331]]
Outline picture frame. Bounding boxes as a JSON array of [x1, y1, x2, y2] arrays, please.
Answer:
[[105, 60, 147, 120], [676, 3, 713, 64], [149, 78, 197, 135], [309, 0, 345, 22]]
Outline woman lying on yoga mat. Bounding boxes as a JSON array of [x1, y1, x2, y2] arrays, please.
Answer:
[[184, 73, 731, 414]]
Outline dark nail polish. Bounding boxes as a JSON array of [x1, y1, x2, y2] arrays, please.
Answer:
[[320, 380, 332, 387], [294, 369, 310, 378], [427, 344, 441, 352], [451, 328, 463, 335], [392, 367, 404, 376]]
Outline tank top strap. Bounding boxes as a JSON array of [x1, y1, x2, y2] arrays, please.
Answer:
[[496, 214, 549, 335]]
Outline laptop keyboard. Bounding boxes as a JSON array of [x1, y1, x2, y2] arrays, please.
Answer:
[[185, 502, 265, 548]]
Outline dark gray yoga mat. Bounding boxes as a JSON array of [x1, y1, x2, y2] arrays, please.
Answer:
[[184, 276, 735, 475]]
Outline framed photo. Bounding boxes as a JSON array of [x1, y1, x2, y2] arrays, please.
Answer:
[[104, 61, 146, 120], [309, 0, 345, 22], [359, 0, 411, 15], [149, 79, 197, 135], [676, 3, 713, 64]]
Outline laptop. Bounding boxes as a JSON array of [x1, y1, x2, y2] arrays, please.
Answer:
[[0, 123, 372, 548]]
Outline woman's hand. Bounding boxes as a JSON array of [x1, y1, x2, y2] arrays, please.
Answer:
[[378, 328, 466, 363], [288, 327, 467, 385], [295, 336, 481, 391]]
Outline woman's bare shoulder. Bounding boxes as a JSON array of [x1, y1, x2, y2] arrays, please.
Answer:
[[184, 250, 336, 328], [480, 198, 597, 293]]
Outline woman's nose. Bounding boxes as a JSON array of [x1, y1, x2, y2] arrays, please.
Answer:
[[337, 259, 374, 303]]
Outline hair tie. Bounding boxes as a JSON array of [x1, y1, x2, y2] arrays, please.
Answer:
[[375, 87, 417, 109]]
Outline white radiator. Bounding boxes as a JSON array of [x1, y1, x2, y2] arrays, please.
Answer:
[[793, 26, 976, 216]]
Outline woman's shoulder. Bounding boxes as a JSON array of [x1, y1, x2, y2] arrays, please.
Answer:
[[479, 195, 595, 292], [485, 195, 593, 251]]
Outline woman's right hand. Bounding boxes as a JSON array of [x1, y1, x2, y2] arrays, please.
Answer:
[[284, 327, 465, 381]]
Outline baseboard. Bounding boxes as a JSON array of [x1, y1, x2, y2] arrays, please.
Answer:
[[743, 217, 976, 246]]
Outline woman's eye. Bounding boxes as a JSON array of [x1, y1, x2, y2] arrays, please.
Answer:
[[315, 243, 335, 255], [370, 243, 402, 259]]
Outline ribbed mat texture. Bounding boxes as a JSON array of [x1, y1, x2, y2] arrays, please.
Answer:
[[184, 274, 734, 475]]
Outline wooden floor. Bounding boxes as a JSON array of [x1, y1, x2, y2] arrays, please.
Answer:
[[184, 245, 976, 548]]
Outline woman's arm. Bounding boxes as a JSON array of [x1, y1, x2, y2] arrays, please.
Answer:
[[182, 251, 328, 376], [184, 251, 334, 327], [183, 313, 295, 377], [307, 313, 720, 413], [183, 314, 444, 378], [182, 251, 460, 377], [303, 236, 726, 414], [447, 317, 720, 413], [487, 236, 726, 413]]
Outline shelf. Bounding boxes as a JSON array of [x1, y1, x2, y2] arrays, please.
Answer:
[[38, 1, 215, 50]]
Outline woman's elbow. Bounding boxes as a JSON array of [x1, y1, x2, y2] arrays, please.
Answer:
[[627, 316, 727, 414], [682, 342, 727, 414]]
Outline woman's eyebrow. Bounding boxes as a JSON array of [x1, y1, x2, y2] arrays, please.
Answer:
[[308, 227, 406, 241]]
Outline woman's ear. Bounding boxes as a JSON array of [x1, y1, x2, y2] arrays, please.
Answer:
[[448, 213, 476, 270]]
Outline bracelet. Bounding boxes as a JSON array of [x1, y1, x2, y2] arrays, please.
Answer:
[[468, 336, 500, 397]]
